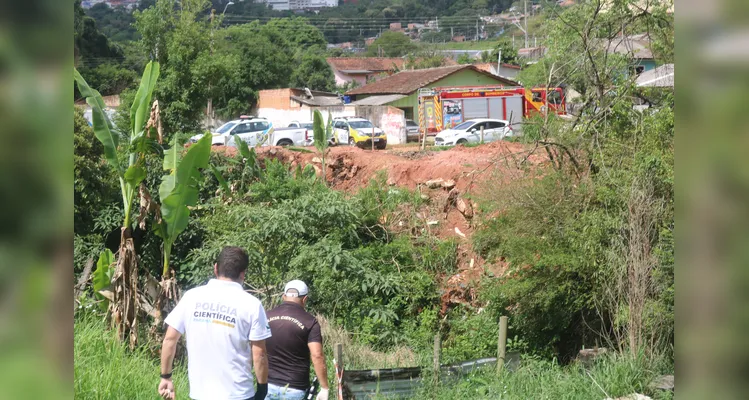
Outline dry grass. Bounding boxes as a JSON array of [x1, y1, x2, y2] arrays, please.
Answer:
[[317, 314, 420, 370]]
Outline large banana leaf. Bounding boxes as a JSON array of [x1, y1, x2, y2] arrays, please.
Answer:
[[236, 135, 251, 160], [73, 69, 122, 176], [130, 61, 160, 140], [313, 110, 326, 153], [157, 133, 212, 275], [209, 164, 231, 195], [93, 249, 114, 312]]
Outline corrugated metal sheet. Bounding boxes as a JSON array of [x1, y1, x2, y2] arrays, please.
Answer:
[[463, 98, 489, 119], [350, 94, 408, 106]]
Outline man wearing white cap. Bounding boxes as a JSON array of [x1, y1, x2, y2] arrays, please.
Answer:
[[265, 280, 330, 400]]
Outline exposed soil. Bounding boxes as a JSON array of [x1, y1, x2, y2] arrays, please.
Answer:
[[213, 142, 547, 313], [216, 141, 545, 194]]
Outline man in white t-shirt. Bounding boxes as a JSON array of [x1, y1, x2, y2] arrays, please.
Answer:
[[158, 246, 272, 400]]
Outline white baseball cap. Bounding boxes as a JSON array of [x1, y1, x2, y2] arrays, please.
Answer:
[[283, 280, 309, 297]]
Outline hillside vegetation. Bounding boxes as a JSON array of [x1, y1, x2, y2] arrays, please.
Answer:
[[74, 0, 674, 398]]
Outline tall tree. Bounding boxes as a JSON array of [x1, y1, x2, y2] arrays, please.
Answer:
[[290, 52, 336, 92], [366, 31, 416, 57]]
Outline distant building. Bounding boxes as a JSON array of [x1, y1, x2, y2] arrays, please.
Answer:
[[346, 65, 519, 120], [604, 33, 657, 73], [473, 62, 522, 80], [389, 22, 402, 30], [261, 0, 337, 11], [256, 88, 343, 128], [635, 63, 673, 88], [327, 57, 405, 86], [365, 37, 377, 46]]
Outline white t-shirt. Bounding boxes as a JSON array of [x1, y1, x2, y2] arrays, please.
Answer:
[[165, 279, 272, 400]]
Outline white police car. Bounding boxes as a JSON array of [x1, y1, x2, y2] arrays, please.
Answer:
[[190, 116, 274, 147]]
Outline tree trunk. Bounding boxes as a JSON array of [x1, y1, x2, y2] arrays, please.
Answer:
[[111, 227, 139, 350]]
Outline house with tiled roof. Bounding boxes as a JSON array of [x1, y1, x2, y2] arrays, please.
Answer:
[[327, 57, 406, 87], [345, 65, 519, 120]]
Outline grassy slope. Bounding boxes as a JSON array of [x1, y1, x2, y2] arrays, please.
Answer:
[[75, 317, 672, 400], [407, 355, 674, 400], [75, 316, 189, 400]]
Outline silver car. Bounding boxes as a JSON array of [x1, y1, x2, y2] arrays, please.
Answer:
[[406, 119, 419, 142]]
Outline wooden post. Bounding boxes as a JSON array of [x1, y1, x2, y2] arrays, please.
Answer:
[[433, 334, 440, 384], [497, 316, 508, 374], [480, 125, 485, 144], [372, 126, 375, 151], [335, 343, 343, 400]]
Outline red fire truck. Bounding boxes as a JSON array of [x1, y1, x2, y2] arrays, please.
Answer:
[[417, 86, 566, 134]]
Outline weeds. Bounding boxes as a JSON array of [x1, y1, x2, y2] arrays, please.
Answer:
[[74, 315, 188, 399]]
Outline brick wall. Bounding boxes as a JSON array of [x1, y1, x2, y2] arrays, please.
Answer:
[[258, 89, 293, 110]]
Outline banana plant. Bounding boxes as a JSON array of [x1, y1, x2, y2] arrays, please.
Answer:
[[156, 133, 212, 279], [312, 110, 333, 185], [74, 61, 160, 348], [74, 61, 160, 229]]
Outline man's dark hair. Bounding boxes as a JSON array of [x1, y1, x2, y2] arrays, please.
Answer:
[[216, 246, 249, 280]]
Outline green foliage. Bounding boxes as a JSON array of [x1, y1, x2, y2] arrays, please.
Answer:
[[75, 60, 161, 230], [248, 159, 319, 204], [75, 316, 189, 398], [132, 1, 337, 129], [489, 39, 519, 66], [457, 53, 473, 64], [404, 47, 449, 69], [155, 133, 212, 276], [77, 63, 138, 96], [290, 52, 336, 92], [411, 353, 673, 400], [312, 110, 331, 184], [420, 30, 453, 44], [74, 0, 123, 64], [366, 31, 416, 57], [442, 309, 499, 363], [74, 107, 118, 234], [93, 249, 115, 311], [86, 3, 139, 42]]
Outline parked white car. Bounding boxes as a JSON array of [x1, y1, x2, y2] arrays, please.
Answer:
[[190, 116, 274, 147], [434, 119, 514, 147]]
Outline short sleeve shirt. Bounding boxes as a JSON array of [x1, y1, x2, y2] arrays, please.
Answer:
[[165, 279, 272, 400], [265, 302, 322, 391]]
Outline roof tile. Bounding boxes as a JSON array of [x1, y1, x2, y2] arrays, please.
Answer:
[[345, 65, 519, 96]]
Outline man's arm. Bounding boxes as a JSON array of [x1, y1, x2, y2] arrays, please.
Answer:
[[251, 339, 268, 384], [161, 326, 181, 374], [308, 342, 330, 390], [158, 326, 182, 399]]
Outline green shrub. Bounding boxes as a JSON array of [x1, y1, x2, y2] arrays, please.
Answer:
[[74, 107, 118, 235]]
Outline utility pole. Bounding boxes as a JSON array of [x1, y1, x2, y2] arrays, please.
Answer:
[[476, 18, 479, 41], [524, 0, 528, 48], [497, 49, 501, 75], [207, 8, 215, 122]]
